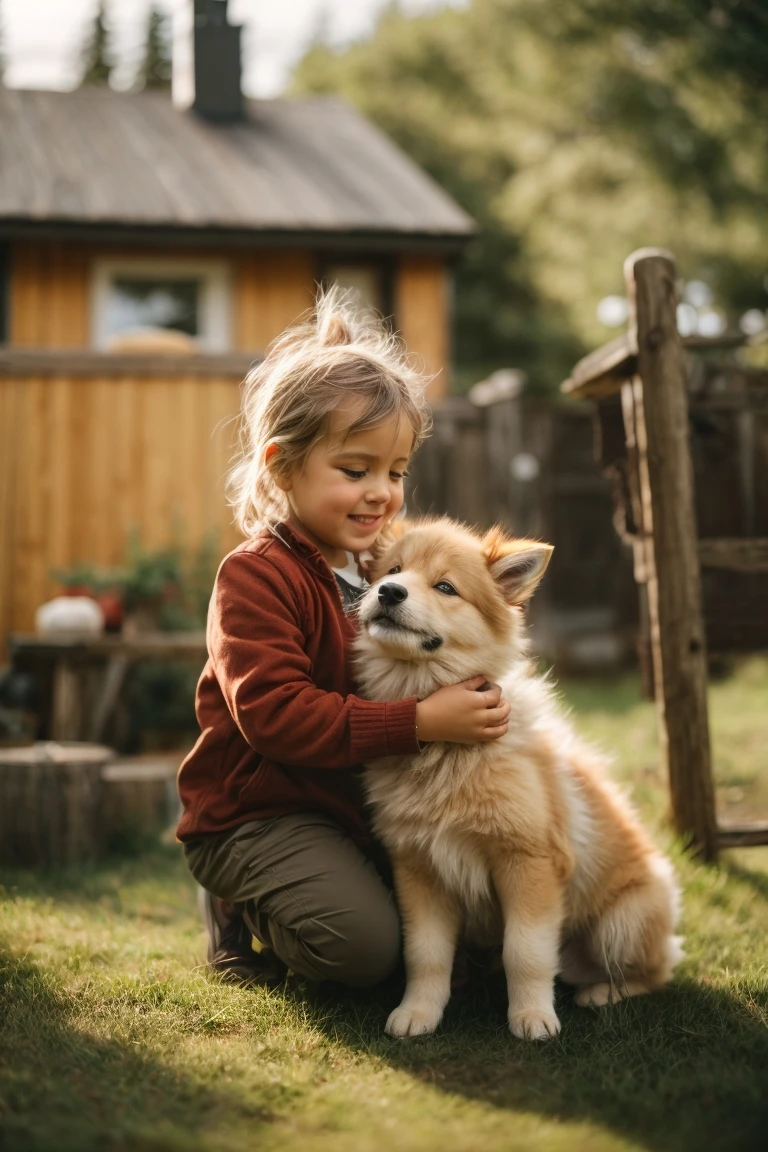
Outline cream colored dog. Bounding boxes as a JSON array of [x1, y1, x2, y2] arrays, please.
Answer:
[[355, 519, 682, 1041]]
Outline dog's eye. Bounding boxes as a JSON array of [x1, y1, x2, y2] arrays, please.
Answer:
[[387, 565, 401, 575], [434, 580, 458, 596]]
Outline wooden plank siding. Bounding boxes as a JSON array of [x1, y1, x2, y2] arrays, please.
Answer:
[[396, 256, 450, 402], [7, 242, 451, 395], [10, 242, 91, 347], [0, 366, 243, 637], [234, 250, 318, 351]]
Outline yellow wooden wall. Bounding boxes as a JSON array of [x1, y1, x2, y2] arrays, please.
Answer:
[[397, 256, 450, 402], [0, 367, 243, 637], [8, 242, 451, 391], [10, 243, 92, 348]]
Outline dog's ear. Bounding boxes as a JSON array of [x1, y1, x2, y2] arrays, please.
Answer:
[[482, 528, 553, 604], [384, 516, 411, 543], [369, 515, 411, 559]]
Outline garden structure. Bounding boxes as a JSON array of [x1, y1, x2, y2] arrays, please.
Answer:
[[561, 248, 768, 861]]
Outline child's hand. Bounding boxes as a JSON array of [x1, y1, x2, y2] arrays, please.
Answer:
[[415, 676, 510, 744]]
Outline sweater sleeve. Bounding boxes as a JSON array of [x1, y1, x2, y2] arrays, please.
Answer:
[[208, 551, 419, 768]]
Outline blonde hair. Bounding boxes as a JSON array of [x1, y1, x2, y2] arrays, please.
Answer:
[[228, 286, 433, 536]]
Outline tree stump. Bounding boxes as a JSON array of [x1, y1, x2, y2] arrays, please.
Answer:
[[0, 742, 115, 867], [101, 757, 181, 845]]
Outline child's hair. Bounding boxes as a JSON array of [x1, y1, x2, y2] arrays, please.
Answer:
[[228, 286, 433, 536]]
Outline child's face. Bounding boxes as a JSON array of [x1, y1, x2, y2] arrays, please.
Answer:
[[278, 405, 414, 568]]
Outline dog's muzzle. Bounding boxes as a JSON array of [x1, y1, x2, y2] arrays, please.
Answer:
[[373, 582, 443, 652], [378, 582, 408, 607]]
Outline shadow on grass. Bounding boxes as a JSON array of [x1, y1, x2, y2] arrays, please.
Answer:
[[0, 863, 270, 1152], [723, 855, 768, 902], [300, 968, 768, 1152]]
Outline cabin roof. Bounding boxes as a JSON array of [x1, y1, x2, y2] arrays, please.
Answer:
[[0, 87, 474, 247]]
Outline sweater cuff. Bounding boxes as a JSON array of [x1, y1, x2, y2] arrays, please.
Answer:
[[349, 695, 420, 761]]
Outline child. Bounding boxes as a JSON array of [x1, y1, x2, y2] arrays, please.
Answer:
[[177, 289, 511, 988]]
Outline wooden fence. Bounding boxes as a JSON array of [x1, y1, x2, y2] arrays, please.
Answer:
[[407, 379, 638, 667], [0, 350, 248, 642], [562, 247, 768, 859]]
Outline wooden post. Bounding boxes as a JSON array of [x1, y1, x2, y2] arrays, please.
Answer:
[[624, 249, 718, 860]]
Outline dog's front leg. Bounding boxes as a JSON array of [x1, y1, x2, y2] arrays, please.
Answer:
[[493, 854, 564, 1041], [386, 859, 460, 1038]]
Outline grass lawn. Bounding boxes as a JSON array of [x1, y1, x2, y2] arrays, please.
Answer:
[[1, 658, 767, 1152]]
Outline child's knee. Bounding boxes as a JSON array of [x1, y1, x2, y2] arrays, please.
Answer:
[[278, 900, 401, 987]]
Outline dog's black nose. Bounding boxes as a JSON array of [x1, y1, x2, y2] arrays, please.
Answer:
[[378, 582, 408, 607]]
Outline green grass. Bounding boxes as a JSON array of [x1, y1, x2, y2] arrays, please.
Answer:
[[2, 659, 768, 1152]]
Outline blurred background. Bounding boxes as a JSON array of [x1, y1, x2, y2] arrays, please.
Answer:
[[0, 0, 766, 795]]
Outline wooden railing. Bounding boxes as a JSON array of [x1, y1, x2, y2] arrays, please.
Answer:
[[562, 249, 768, 859]]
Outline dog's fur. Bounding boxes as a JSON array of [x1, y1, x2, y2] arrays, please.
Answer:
[[354, 519, 682, 1040]]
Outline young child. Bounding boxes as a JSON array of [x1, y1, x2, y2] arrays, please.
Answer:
[[177, 289, 511, 988]]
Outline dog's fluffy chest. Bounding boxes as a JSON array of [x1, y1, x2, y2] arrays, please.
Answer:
[[364, 744, 520, 907]]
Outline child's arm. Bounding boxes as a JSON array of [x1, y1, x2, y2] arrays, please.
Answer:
[[209, 552, 419, 768]]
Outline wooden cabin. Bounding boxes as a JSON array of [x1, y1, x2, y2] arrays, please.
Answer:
[[0, 5, 474, 638]]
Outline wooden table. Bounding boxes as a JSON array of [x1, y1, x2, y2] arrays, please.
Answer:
[[8, 632, 208, 743]]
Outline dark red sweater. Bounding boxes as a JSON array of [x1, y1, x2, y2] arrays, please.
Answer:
[[176, 522, 419, 845]]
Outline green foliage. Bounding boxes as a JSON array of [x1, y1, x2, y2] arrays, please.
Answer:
[[126, 661, 199, 749], [559, 0, 768, 115], [292, 0, 768, 391], [79, 0, 112, 87], [51, 531, 219, 631], [135, 5, 172, 91]]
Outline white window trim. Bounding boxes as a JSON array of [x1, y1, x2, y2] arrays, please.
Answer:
[[91, 257, 233, 351]]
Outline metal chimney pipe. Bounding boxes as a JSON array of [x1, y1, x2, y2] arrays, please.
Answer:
[[193, 0, 243, 122]]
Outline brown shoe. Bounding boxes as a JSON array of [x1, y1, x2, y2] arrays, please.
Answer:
[[199, 888, 287, 988]]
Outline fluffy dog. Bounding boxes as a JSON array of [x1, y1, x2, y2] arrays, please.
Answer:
[[354, 519, 682, 1041]]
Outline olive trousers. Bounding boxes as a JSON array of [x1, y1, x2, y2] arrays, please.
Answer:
[[183, 811, 401, 987]]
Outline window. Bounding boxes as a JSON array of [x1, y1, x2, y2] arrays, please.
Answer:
[[322, 259, 394, 320], [108, 278, 199, 338], [92, 259, 232, 350]]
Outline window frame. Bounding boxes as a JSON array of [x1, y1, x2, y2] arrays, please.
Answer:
[[91, 257, 233, 351], [317, 255, 396, 326]]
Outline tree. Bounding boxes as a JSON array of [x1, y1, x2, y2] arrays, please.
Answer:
[[557, 0, 768, 120], [80, 0, 112, 87], [135, 5, 172, 91], [292, 0, 768, 391]]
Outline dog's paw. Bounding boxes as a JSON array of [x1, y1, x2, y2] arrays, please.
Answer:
[[508, 1008, 561, 1041], [385, 1003, 441, 1038], [575, 980, 650, 1007], [576, 982, 612, 1007]]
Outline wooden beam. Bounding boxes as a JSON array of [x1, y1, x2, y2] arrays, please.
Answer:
[[698, 537, 768, 573], [10, 632, 207, 661], [625, 248, 718, 862], [560, 333, 636, 399], [717, 821, 768, 849], [560, 328, 752, 401], [0, 348, 257, 378]]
